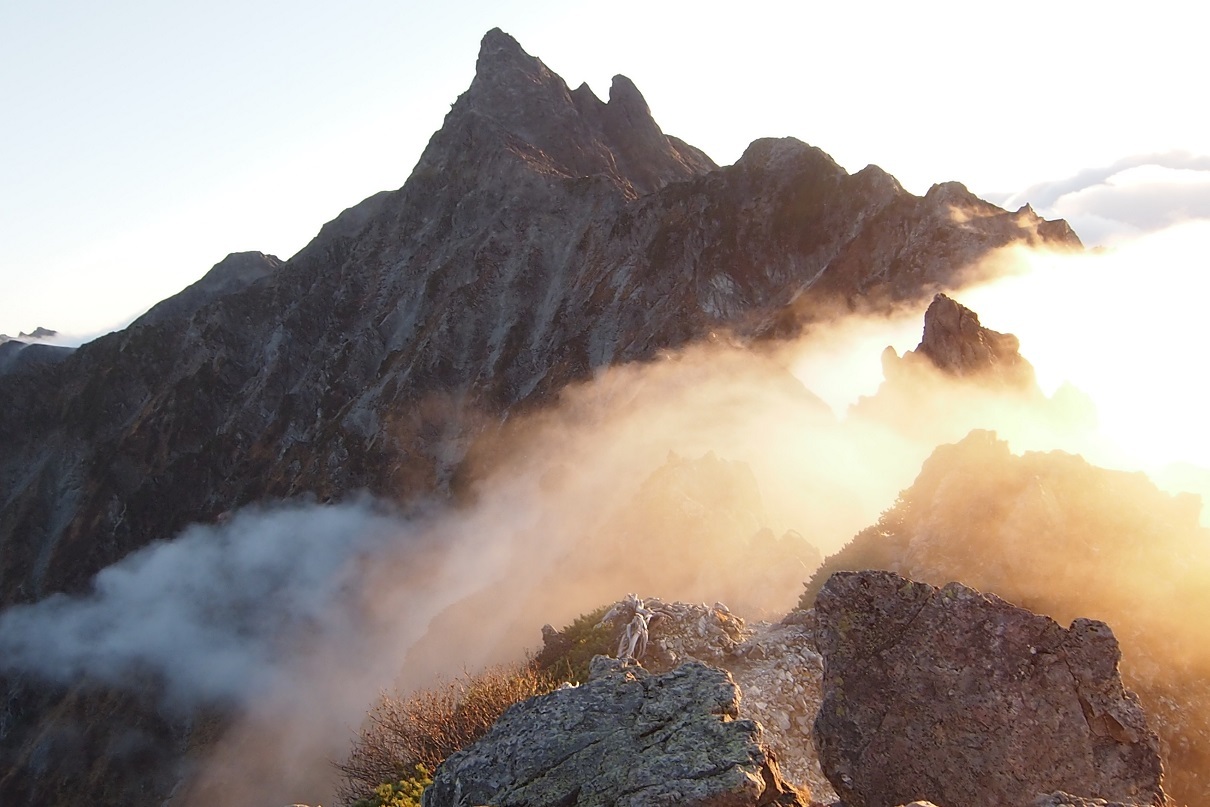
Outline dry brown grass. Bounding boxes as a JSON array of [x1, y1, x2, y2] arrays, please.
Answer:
[[334, 660, 557, 805]]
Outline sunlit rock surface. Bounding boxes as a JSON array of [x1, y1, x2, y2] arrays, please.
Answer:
[[814, 570, 1167, 807]]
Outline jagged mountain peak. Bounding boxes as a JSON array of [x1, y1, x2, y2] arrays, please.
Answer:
[[925, 179, 972, 200], [605, 73, 645, 107], [479, 26, 524, 55], [0, 327, 58, 344], [470, 27, 558, 104], [428, 28, 715, 196]]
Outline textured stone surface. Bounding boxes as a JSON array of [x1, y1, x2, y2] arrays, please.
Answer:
[[1032, 793, 1156, 807], [730, 619, 833, 802], [424, 657, 807, 807], [813, 570, 1166, 807], [804, 431, 1210, 806], [540, 597, 837, 802]]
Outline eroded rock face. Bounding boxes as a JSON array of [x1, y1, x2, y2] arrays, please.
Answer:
[[850, 298, 1086, 448], [813, 570, 1166, 807], [537, 597, 837, 801], [424, 657, 808, 807]]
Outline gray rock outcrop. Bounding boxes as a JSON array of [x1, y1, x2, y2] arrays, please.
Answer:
[[813, 570, 1167, 807], [424, 657, 808, 807]]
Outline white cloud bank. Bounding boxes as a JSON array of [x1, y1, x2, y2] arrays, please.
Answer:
[[988, 152, 1210, 246]]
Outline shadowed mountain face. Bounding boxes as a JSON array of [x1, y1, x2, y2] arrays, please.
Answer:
[[0, 30, 1076, 610]]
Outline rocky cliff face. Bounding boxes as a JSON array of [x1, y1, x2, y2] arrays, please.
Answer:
[[909, 292, 1037, 385], [0, 28, 1076, 611], [463, 572, 1169, 807], [864, 291, 1041, 408], [848, 292, 1090, 460]]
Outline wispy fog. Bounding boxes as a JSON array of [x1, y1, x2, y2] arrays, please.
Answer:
[[0, 499, 407, 708]]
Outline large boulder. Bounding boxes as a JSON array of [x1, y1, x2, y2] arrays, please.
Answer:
[[423, 657, 807, 807], [813, 570, 1167, 807]]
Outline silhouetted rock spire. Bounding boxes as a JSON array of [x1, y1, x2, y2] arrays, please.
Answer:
[[915, 293, 1036, 386]]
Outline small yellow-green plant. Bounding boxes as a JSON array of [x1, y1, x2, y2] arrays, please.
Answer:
[[350, 765, 432, 807]]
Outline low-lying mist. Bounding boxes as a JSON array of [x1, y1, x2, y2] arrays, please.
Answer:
[[3, 218, 1209, 805], [0, 500, 409, 708]]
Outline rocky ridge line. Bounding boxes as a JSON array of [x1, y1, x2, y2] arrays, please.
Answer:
[[0, 29, 1079, 611]]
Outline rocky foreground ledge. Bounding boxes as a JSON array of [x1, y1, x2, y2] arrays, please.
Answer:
[[424, 656, 807, 807], [424, 571, 1170, 807]]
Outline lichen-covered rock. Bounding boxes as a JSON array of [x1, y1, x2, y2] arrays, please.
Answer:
[[813, 570, 1167, 807], [551, 596, 835, 801], [730, 620, 834, 802], [423, 657, 808, 807]]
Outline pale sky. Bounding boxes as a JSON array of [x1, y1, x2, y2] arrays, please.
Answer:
[[2, 1, 1208, 341]]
